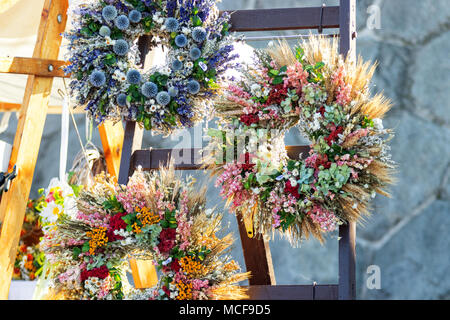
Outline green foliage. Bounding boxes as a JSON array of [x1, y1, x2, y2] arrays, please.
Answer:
[[142, 16, 154, 33], [103, 195, 124, 213], [160, 210, 177, 229], [277, 211, 297, 232], [316, 163, 351, 196], [104, 53, 117, 66], [110, 27, 124, 40], [362, 115, 375, 128], [82, 241, 90, 253], [72, 247, 81, 260], [268, 65, 287, 85]]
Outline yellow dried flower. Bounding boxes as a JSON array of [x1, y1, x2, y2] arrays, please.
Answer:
[[136, 206, 160, 227], [86, 227, 108, 255], [175, 280, 193, 300], [179, 256, 207, 277]]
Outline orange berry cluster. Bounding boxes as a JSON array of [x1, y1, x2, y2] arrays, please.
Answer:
[[136, 206, 160, 227], [86, 227, 108, 255], [175, 280, 193, 300], [131, 222, 142, 234], [179, 255, 207, 277]]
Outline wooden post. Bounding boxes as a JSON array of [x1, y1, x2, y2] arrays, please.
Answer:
[[338, 0, 357, 300], [99, 120, 124, 180], [0, 0, 68, 299], [236, 212, 276, 285]]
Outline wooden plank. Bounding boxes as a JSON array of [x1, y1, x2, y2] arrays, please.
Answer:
[[98, 120, 124, 179], [338, 0, 357, 300], [244, 285, 314, 300], [224, 6, 340, 32], [0, 101, 85, 114], [338, 222, 356, 300], [339, 0, 357, 60], [118, 121, 143, 184], [128, 258, 158, 289], [0, 56, 68, 78], [237, 212, 275, 285], [314, 284, 339, 300], [0, 0, 68, 299], [130, 146, 311, 171]]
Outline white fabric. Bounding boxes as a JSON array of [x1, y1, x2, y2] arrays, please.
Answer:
[[0, 140, 12, 172], [8, 280, 37, 300]]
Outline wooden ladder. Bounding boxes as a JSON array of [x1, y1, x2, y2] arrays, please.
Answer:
[[118, 0, 357, 300], [0, 0, 141, 298]]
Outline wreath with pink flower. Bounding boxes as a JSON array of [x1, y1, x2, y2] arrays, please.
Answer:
[[39, 165, 249, 300], [65, 0, 236, 134], [205, 37, 395, 243]]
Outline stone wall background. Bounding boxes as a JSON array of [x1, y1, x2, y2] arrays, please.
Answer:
[[1, 0, 449, 299]]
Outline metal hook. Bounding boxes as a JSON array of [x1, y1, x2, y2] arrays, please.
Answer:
[[0, 165, 17, 195], [57, 88, 66, 100], [318, 3, 326, 34]]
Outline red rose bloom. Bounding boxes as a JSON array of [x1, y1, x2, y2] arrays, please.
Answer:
[[266, 84, 288, 106], [80, 265, 109, 282], [170, 258, 181, 273], [107, 212, 128, 242], [240, 114, 259, 126], [319, 106, 326, 116], [157, 228, 177, 254], [163, 258, 181, 273], [162, 285, 171, 297], [284, 180, 301, 199], [306, 153, 332, 170], [325, 125, 344, 146]]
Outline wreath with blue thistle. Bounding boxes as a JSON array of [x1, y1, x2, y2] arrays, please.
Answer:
[[64, 0, 236, 134]]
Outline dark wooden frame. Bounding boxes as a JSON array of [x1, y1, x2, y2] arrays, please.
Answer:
[[119, 0, 356, 300]]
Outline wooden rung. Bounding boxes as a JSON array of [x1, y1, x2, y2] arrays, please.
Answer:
[[129, 145, 311, 172], [244, 284, 338, 300], [0, 102, 85, 114], [0, 57, 69, 78], [224, 6, 340, 32]]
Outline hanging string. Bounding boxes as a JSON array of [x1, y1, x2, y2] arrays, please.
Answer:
[[85, 112, 93, 144], [61, 79, 90, 167], [57, 89, 70, 182]]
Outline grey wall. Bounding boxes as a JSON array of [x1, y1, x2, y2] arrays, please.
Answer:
[[2, 0, 449, 299]]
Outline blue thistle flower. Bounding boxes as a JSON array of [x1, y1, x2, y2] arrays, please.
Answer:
[[117, 93, 128, 106], [89, 70, 106, 87], [168, 86, 179, 97], [156, 91, 171, 105], [102, 5, 117, 21], [165, 17, 179, 32], [141, 82, 158, 98], [126, 69, 141, 84], [187, 80, 200, 94], [192, 27, 207, 43], [99, 26, 111, 37], [115, 15, 130, 30], [113, 39, 129, 56], [129, 10, 142, 23], [189, 47, 201, 60], [174, 34, 188, 47], [171, 59, 183, 71]]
